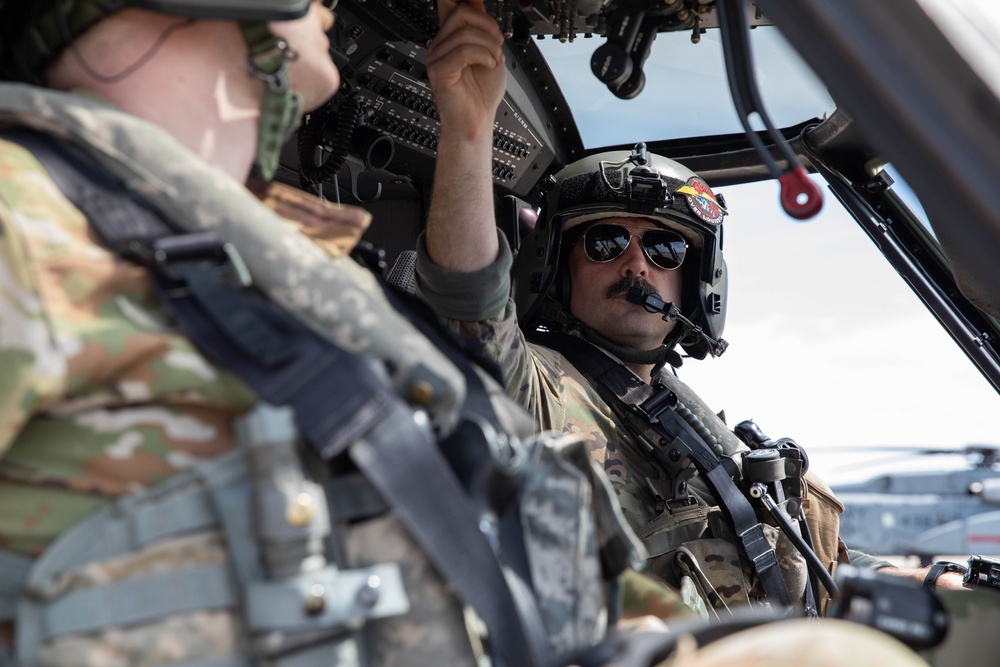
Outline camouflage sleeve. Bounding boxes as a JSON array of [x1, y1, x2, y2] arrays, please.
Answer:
[[414, 230, 565, 419], [0, 155, 67, 456], [618, 568, 699, 621], [413, 229, 513, 322], [847, 549, 895, 570]]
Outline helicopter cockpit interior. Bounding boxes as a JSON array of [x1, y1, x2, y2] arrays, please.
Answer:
[[277, 0, 1000, 402], [273, 2, 1000, 593]]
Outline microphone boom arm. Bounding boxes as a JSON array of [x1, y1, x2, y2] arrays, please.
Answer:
[[626, 287, 729, 357]]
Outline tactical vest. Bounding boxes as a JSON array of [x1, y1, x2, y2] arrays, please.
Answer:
[[0, 89, 643, 667], [537, 332, 845, 616]]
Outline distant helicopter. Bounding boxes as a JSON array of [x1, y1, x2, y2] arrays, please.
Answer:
[[829, 445, 1000, 563]]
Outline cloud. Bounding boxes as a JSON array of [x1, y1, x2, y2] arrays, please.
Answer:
[[677, 180, 1000, 478]]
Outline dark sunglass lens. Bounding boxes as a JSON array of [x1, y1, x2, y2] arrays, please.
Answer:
[[643, 231, 687, 269], [584, 224, 631, 262]]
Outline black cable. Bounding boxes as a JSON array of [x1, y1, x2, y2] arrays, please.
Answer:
[[56, 5, 194, 84], [758, 487, 839, 600], [297, 95, 359, 184]]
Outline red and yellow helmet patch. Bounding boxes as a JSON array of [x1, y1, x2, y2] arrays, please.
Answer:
[[677, 178, 727, 225]]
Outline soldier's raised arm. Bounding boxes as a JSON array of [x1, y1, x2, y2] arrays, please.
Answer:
[[424, 0, 507, 273]]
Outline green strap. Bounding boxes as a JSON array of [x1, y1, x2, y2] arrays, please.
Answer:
[[20, 452, 247, 595], [14, 447, 409, 660], [35, 561, 409, 640], [241, 21, 302, 180]]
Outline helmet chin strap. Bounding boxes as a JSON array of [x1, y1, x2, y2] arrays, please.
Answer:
[[241, 22, 303, 181], [576, 321, 684, 373]]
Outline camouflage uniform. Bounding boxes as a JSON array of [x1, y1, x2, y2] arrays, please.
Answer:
[[3, 83, 614, 666], [1, 126, 249, 556], [0, 79, 553, 552], [416, 230, 847, 615], [0, 110, 335, 663]]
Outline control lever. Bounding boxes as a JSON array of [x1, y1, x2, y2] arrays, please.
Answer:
[[609, 16, 659, 99], [591, 11, 646, 89]]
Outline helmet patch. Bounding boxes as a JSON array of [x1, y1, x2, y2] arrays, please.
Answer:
[[678, 178, 726, 225]]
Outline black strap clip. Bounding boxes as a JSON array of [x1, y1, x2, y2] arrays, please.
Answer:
[[923, 561, 968, 591], [963, 555, 1000, 591], [637, 385, 677, 423], [121, 232, 253, 289]]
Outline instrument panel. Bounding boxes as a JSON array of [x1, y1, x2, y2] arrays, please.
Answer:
[[286, 1, 767, 200], [314, 0, 563, 198]]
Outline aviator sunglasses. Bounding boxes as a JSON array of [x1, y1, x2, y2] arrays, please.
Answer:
[[580, 223, 688, 270]]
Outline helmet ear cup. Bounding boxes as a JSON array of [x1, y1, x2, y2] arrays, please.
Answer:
[[680, 256, 727, 359], [512, 212, 561, 332]]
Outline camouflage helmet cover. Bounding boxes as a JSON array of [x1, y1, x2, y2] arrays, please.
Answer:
[[512, 142, 729, 360], [0, 0, 312, 82]]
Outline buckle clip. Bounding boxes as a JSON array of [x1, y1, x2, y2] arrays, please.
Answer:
[[637, 386, 677, 423], [247, 39, 298, 94], [124, 233, 252, 288]]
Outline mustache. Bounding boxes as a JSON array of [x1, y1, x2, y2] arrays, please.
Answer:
[[605, 275, 656, 299]]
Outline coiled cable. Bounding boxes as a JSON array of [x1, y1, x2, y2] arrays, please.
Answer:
[[297, 95, 360, 185]]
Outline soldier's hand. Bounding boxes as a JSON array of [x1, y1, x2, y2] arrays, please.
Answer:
[[426, 0, 506, 140]]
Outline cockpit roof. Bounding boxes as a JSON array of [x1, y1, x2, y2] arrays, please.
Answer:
[[537, 26, 835, 148]]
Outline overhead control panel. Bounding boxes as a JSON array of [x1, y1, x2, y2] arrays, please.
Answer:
[[322, 0, 560, 198], [292, 0, 768, 200]]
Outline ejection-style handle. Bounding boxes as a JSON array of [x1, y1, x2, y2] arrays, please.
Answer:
[[779, 166, 824, 220], [717, 0, 824, 220]]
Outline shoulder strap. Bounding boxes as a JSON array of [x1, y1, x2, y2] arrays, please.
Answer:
[[536, 332, 793, 614], [8, 128, 550, 667], [0, 549, 33, 622]]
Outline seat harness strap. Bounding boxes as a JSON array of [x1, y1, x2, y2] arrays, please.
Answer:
[[538, 332, 793, 613], [6, 128, 548, 667]]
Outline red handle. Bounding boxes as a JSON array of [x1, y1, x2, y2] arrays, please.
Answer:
[[778, 165, 823, 220]]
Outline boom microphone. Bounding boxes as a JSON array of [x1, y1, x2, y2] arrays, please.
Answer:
[[626, 286, 729, 357]]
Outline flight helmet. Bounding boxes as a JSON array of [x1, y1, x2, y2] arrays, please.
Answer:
[[0, 0, 316, 180], [512, 142, 729, 361]]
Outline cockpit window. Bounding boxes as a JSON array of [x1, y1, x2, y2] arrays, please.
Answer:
[[537, 25, 835, 147], [885, 165, 931, 236]]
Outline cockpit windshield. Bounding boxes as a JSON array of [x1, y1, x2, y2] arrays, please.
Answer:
[[537, 25, 835, 147]]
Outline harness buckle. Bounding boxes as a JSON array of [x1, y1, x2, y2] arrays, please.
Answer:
[[637, 386, 677, 423], [247, 40, 298, 94], [124, 232, 253, 288]]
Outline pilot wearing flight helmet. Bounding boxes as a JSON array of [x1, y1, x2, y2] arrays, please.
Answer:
[[418, 0, 964, 617]]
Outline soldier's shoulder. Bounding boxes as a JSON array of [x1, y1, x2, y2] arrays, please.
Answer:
[[670, 618, 930, 667], [527, 342, 608, 408]]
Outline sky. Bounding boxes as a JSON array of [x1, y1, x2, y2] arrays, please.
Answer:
[[537, 25, 1000, 483], [675, 178, 1000, 482]]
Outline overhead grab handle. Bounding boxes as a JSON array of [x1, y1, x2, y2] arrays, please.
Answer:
[[717, 0, 824, 220], [779, 165, 824, 220]]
